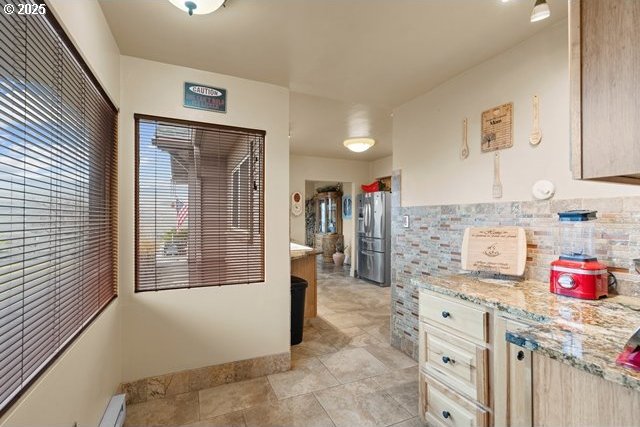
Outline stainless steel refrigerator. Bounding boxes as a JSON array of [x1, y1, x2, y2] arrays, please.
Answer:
[[357, 191, 391, 286]]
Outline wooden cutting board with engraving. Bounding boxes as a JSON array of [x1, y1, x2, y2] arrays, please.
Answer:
[[461, 226, 527, 276]]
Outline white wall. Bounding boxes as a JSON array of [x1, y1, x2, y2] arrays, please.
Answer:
[[393, 21, 640, 207], [46, 0, 121, 105], [0, 1, 122, 426], [119, 56, 290, 381], [369, 155, 393, 181]]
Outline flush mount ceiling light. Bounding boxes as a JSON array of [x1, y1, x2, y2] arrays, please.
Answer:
[[530, 0, 551, 22], [169, 0, 225, 16], [343, 138, 375, 153]]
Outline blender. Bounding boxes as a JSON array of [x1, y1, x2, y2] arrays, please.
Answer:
[[550, 210, 609, 300]]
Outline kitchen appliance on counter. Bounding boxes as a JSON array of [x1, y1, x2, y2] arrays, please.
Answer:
[[550, 210, 608, 300], [617, 327, 640, 372], [357, 191, 391, 286]]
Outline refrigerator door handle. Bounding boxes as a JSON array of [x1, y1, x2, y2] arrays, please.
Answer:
[[364, 202, 370, 235]]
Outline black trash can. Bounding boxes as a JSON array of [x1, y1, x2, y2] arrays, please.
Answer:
[[290, 276, 308, 345]]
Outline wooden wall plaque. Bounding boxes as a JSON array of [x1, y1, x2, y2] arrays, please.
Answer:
[[461, 226, 526, 276], [481, 103, 513, 152]]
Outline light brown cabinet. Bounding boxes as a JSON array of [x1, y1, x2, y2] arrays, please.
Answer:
[[420, 289, 640, 427], [419, 291, 494, 426], [419, 290, 533, 427], [570, 0, 640, 183], [533, 354, 640, 427], [421, 373, 489, 427], [494, 317, 533, 427]]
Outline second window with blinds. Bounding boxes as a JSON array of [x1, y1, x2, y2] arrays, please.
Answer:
[[135, 115, 265, 292]]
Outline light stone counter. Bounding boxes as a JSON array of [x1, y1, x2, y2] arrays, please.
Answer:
[[412, 274, 640, 391]]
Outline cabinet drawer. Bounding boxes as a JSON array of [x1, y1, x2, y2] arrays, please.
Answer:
[[422, 326, 489, 406], [420, 292, 488, 343], [422, 372, 489, 427]]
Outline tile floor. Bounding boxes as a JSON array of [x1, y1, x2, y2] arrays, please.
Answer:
[[124, 260, 423, 427]]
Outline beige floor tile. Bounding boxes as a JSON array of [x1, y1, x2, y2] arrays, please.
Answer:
[[267, 357, 340, 399], [314, 378, 413, 427], [180, 411, 246, 427], [124, 392, 199, 427], [321, 300, 367, 313], [198, 377, 276, 420], [303, 326, 324, 339], [126, 260, 417, 427], [319, 348, 389, 384], [390, 417, 425, 427], [363, 322, 391, 343], [291, 333, 339, 359], [333, 326, 367, 337], [243, 393, 335, 427], [372, 366, 418, 388], [372, 367, 420, 416], [322, 312, 373, 329], [323, 330, 384, 351], [365, 343, 418, 371], [307, 316, 339, 332]]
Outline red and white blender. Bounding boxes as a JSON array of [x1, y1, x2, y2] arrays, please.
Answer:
[[550, 210, 609, 300]]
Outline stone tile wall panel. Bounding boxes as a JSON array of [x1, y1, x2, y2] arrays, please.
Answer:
[[390, 170, 640, 359]]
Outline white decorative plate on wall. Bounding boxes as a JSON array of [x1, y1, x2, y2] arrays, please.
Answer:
[[291, 192, 303, 216]]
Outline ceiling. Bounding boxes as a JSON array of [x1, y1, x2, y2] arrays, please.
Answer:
[[99, 0, 568, 160], [290, 92, 392, 161]]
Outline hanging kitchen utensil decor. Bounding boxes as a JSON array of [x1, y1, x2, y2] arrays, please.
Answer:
[[493, 152, 503, 199], [460, 117, 469, 160], [481, 102, 513, 153], [529, 95, 542, 146]]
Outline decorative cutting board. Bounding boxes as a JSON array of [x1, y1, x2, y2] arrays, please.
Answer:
[[481, 102, 513, 152], [461, 226, 527, 276]]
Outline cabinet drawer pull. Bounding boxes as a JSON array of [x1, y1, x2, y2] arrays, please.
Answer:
[[517, 350, 525, 361], [442, 410, 451, 419], [441, 311, 451, 318], [442, 356, 455, 364]]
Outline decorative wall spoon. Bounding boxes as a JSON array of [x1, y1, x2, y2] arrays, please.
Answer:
[[529, 95, 542, 146], [493, 152, 503, 199], [461, 118, 469, 159]]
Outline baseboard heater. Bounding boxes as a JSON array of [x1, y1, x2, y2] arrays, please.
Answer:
[[99, 394, 126, 427]]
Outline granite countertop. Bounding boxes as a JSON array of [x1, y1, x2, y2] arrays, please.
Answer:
[[290, 242, 319, 260], [412, 274, 640, 391]]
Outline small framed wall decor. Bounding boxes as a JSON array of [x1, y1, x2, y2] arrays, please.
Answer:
[[481, 102, 513, 152], [184, 82, 227, 113], [342, 195, 352, 220]]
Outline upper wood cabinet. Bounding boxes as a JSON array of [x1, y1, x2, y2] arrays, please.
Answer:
[[570, 0, 640, 183]]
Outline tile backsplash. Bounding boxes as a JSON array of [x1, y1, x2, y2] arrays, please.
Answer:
[[389, 170, 640, 359]]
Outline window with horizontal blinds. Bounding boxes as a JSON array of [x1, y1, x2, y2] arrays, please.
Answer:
[[135, 115, 265, 292], [0, 0, 118, 414]]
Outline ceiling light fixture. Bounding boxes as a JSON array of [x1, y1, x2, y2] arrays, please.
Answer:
[[169, 0, 225, 16], [530, 0, 551, 22], [343, 138, 375, 153]]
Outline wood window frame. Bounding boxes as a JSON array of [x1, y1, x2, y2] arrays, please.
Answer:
[[134, 114, 266, 293], [0, 0, 118, 416]]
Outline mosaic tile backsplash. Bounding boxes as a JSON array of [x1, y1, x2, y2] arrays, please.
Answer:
[[389, 170, 640, 359]]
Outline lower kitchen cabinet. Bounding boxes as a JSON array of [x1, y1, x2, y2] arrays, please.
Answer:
[[419, 290, 533, 427], [420, 372, 489, 427], [493, 316, 533, 427], [420, 324, 490, 406], [533, 354, 640, 427], [420, 289, 640, 427]]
